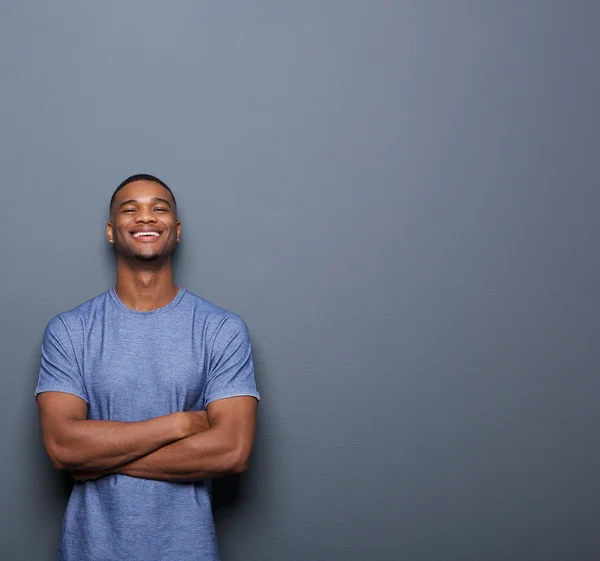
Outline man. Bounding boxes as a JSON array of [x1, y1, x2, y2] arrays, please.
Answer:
[[35, 174, 259, 561]]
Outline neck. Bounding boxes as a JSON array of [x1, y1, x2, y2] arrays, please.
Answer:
[[114, 256, 179, 311]]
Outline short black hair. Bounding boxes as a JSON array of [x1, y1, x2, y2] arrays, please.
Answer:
[[109, 174, 177, 215]]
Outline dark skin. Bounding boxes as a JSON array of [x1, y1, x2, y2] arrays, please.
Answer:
[[37, 180, 258, 482]]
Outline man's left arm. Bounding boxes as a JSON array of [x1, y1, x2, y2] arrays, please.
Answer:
[[122, 395, 256, 480]]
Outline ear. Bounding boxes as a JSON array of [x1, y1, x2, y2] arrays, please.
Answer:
[[106, 222, 115, 244], [176, 220, 181, 242]]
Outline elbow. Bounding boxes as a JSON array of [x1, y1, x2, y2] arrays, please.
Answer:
[[228, 448, 250, 474], [46, 442, 79, 471], [230, 459, 249, 474], [41, 419, 91, 471], [51, 458, 67, 471], [47, 446, 69, 471], [214, 446, 250, 475]]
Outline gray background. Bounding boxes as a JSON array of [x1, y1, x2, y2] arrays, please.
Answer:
[[1, 1, 599, 560]]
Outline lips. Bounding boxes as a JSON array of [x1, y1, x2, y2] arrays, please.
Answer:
[[130, 230, 163, 240]]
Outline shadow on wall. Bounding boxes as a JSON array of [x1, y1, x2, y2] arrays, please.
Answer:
[[212, 473, 244, 511], [56, 471, 74, 500], [212, 339, 269, 518]]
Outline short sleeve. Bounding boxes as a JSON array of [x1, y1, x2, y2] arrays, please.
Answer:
[[204, 313, 260, 408], [35, 316, 89, 403]]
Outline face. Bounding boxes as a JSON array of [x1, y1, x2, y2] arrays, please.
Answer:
[[106, 180, 181, 262]]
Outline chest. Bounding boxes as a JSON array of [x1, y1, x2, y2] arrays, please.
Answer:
[[80, 321, 208, 421]]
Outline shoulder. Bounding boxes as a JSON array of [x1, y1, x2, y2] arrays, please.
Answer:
[[183, 290, 247, 324], [44, 291, 111, 336], [182, 290, 250, 338]]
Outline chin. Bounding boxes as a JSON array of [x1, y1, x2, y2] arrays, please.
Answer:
[[134, 253, 161, 262]]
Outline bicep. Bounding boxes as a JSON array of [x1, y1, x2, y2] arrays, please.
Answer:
[[37, 391, 88, 451], [206, 396, 258, 454]]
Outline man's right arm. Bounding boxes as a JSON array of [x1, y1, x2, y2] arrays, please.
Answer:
[[37, 391, 209, 472]]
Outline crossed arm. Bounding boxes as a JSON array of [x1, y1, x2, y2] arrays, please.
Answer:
[[36, 391, 258, 482]]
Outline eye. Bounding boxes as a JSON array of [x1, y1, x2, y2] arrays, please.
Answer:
[[122, 209, 136, 213], [154, 208, 169, 212]]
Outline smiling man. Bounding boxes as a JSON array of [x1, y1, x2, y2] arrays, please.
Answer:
[[35, 174, 259, 561]]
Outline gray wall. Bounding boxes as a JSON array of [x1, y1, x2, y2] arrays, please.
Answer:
[[1, 2, 599, 560]]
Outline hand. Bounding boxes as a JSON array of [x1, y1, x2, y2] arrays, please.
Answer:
[[179, 410, 210, 437]]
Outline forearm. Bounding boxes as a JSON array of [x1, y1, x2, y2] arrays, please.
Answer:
[[111, 428, 246, 482], [51, 413, 188, 471], [71, 398, 257, 483]]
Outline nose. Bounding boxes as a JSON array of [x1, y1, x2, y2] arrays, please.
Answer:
[[135, 206, 157, 223]]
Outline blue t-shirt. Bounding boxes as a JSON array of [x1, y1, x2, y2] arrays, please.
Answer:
[[35, 287, 260, 561]]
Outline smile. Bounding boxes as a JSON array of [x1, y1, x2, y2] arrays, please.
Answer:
[[131, 231, 162, 238]]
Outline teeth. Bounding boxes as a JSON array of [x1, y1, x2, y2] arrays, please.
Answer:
[[133, 231, 160, 237]]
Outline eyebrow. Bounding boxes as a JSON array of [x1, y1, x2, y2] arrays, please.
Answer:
[[119, 197, 172, 209]]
